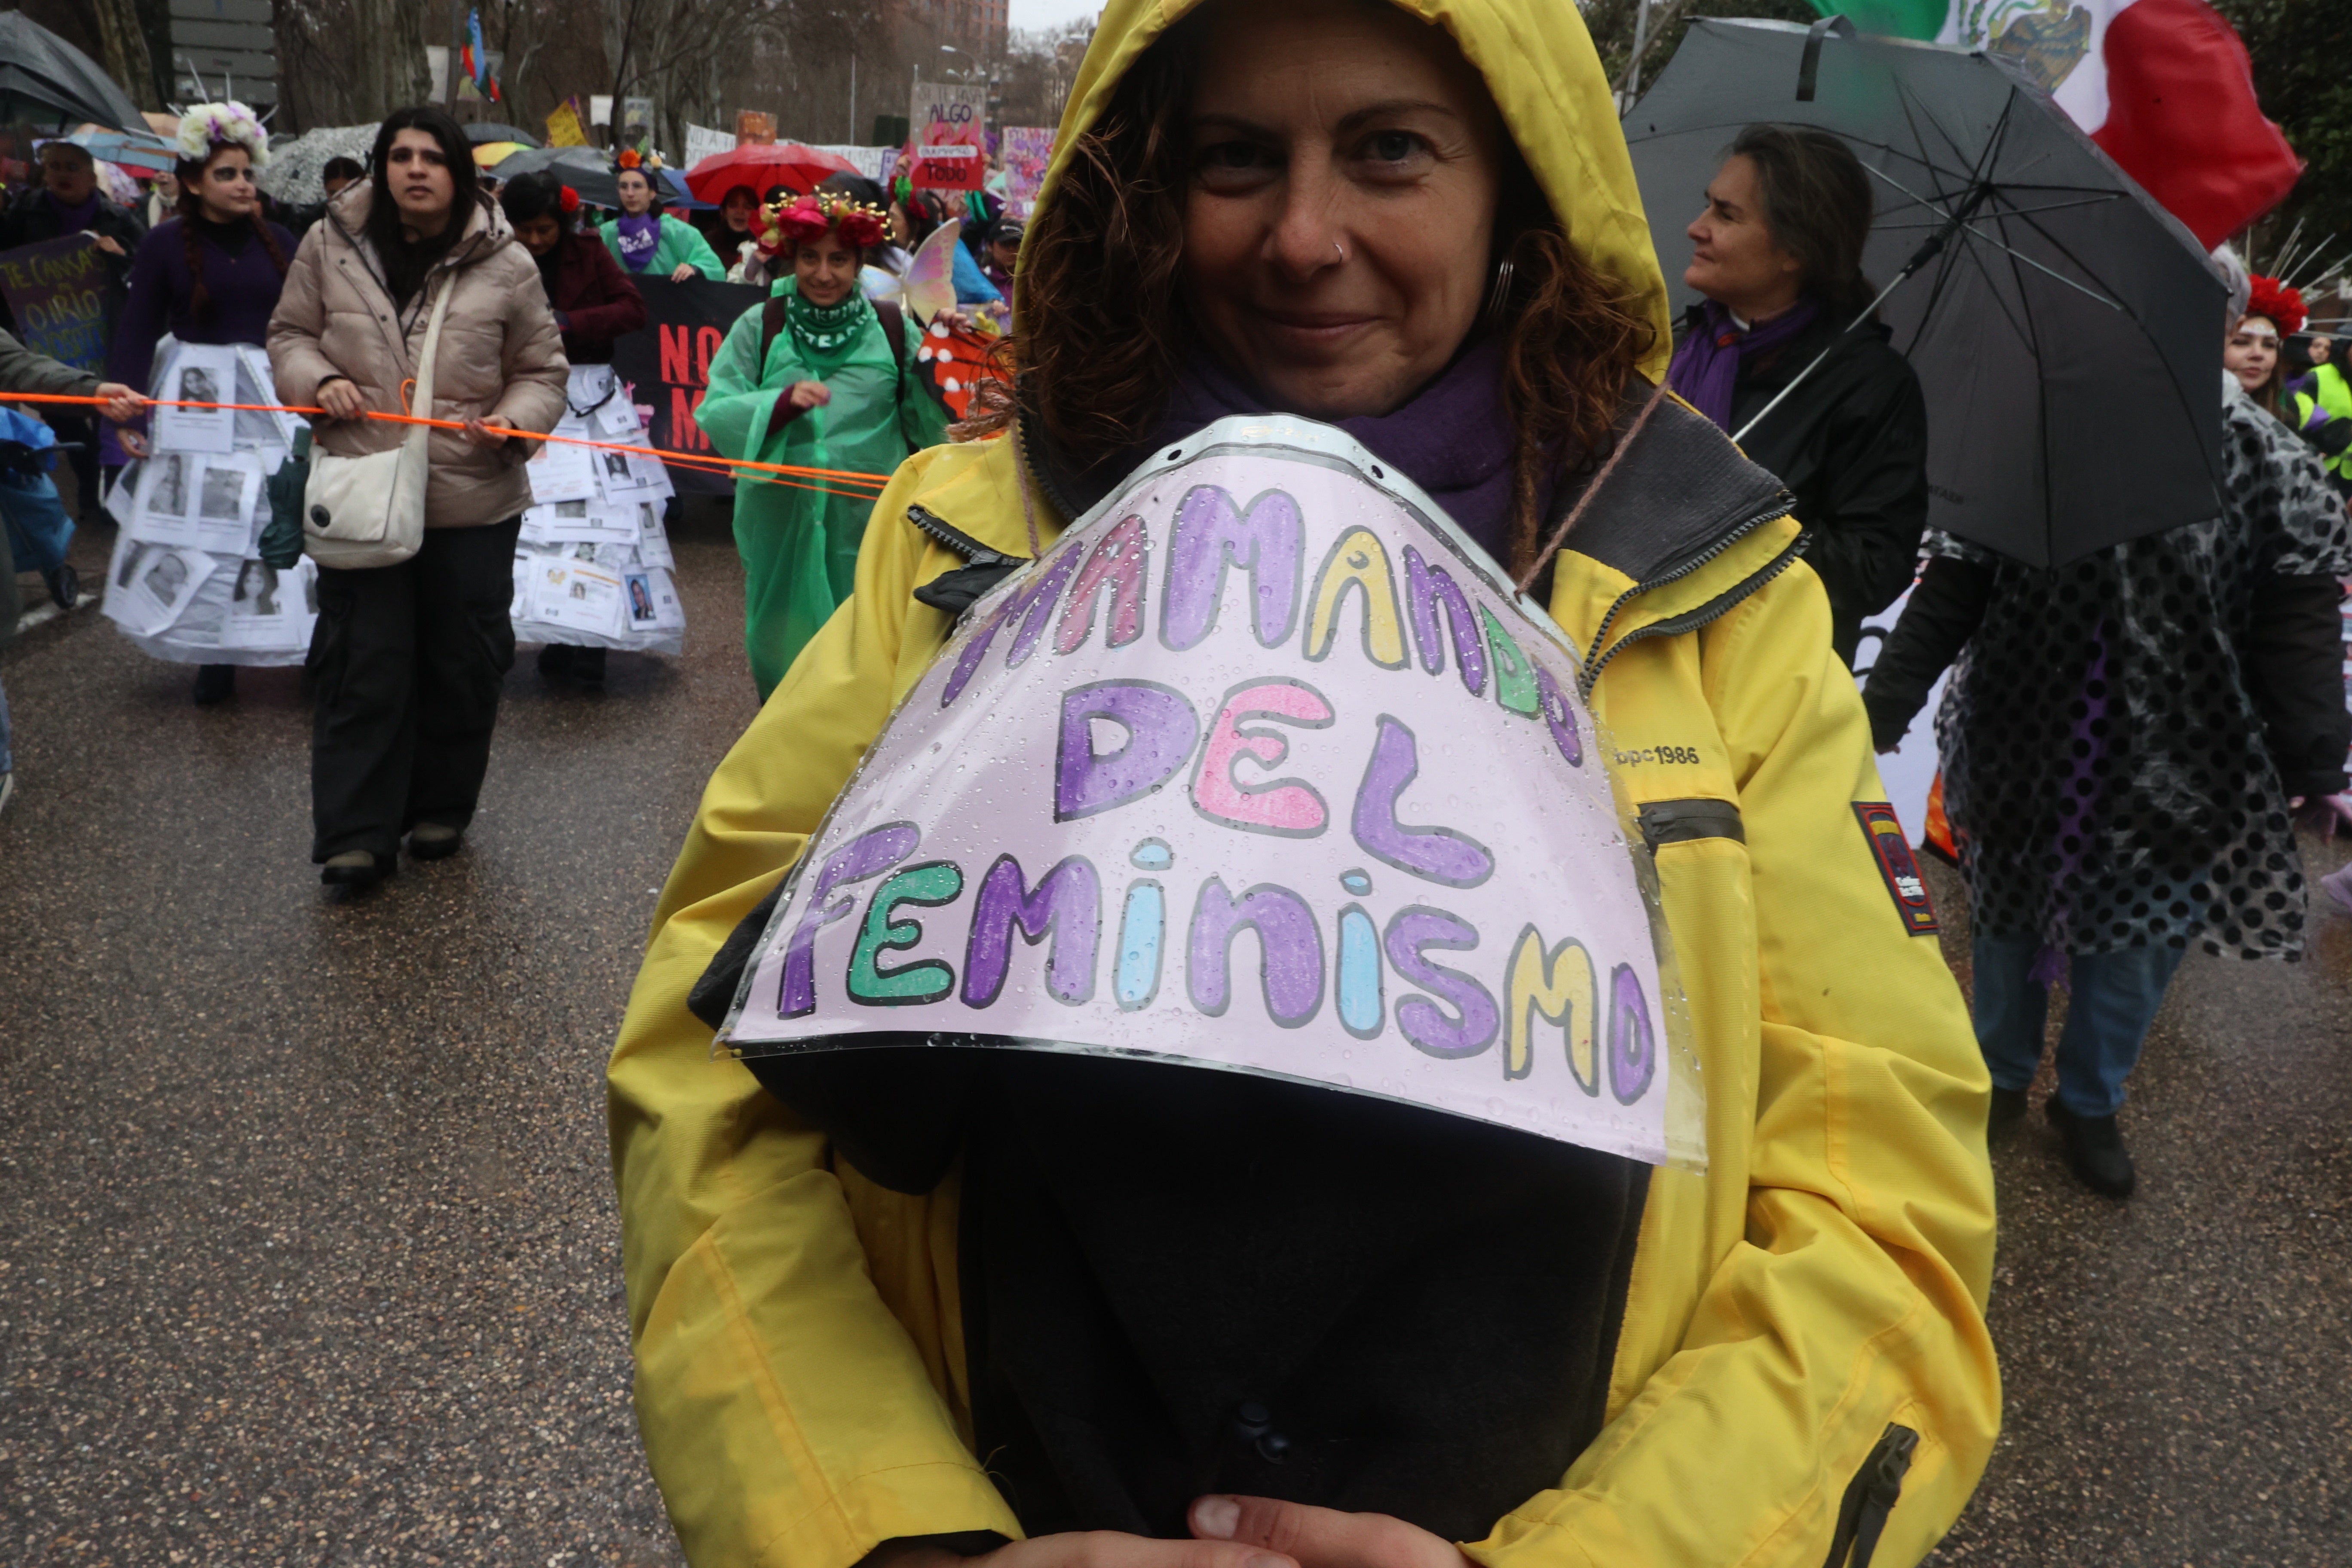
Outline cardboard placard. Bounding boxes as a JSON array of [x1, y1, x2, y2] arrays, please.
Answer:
[[720, 418, 1700, 1169]]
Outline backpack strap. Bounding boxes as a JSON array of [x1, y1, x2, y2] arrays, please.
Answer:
[[759, 293, 790, 368], [874, 298, 922, 453]]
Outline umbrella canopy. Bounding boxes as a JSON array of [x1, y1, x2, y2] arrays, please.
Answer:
[[463, 122, 540, 148], [685, 142, 858, 204], [0, 13, 147, 134], [472, 141, 531, 169], [1626, 19, 2226, 569], [71, 126, 178, 175], [489, 144, 694, 210]]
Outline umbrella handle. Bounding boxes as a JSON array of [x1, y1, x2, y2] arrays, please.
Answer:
[[1797, 15, 1858, 102]]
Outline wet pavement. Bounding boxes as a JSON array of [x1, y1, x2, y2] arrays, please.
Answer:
[[4, 499, 2350, 1566]]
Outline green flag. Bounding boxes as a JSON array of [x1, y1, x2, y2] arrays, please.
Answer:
[[1808, 0, 1950, 41]]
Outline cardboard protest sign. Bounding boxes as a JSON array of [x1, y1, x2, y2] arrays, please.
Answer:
[[0, 235, 123, 372], [720, 417, 1701, 1168], [608, 276, 763, 496], [909, 81, 986, 192]]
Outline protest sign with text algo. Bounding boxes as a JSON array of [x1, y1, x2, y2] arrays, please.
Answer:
[[719, 417, 1703, 1169], [908, 81, 987, 192]]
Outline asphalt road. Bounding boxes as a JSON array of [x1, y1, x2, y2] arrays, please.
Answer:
[[3, 500, 2348, 1566]]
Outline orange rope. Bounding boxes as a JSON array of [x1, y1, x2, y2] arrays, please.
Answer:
[[0, 392, 894, 498]]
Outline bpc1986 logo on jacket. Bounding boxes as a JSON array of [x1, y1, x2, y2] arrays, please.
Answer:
[[1854, 802, 1939, 936]]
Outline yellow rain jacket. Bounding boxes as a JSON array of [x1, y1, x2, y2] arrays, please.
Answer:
[[609, 2, 2000, 1564]]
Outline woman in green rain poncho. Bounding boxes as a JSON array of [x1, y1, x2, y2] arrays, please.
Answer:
[[696, 188, 948, 698]]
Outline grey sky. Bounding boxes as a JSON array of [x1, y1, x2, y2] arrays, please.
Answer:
[[1009, 0, 1101, 33]]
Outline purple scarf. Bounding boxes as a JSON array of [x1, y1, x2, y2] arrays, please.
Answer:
[[1666, 298, 1818, 432], [1147, 337, 1528, 561], [613, 213, 660, 273], [44, 190, 101, 235]]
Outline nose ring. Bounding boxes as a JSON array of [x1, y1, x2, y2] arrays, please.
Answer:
[[1333, 241, 1346, 263]]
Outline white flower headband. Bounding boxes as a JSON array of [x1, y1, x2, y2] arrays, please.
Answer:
[[175, 101, 270, 170]]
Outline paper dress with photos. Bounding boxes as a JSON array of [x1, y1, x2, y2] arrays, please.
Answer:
[[102, 336, 313, 665], [510, 364, 689, 657]]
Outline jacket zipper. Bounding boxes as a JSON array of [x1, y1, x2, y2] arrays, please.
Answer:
[[1577, 523, 1805, 701], [1820, 1423, 1919, 1568], [906, 503, 1026, 568], [1576, 494, 1793, 693]]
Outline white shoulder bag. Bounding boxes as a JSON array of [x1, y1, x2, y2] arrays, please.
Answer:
[[302, 279, 454, 569]]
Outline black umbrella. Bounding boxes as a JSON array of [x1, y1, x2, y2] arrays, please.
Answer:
[[463, 122, 540, 148], [490, 144, 692, 210], [1626, 18, 2226, 568], [0, 12, 148, 135]]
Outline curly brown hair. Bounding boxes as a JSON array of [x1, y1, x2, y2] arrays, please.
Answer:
[[965, 8, 1655, 577]]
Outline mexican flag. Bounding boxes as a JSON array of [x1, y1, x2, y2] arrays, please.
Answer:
[[1821, 0, 2301, 248]]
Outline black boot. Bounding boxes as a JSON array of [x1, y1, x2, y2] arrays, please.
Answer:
[[192, 664, 236, 705], [536, 643, 574, 679], [43, 562, 79, 610], [2046, 1100, 2135, 1197], [1988, 1084, 2028, 1133], [570, 644, 607, 684], [320, 850, 395, 891]]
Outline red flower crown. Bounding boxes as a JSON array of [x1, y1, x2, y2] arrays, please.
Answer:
[[757, 189, 888, 257], [2246, 273, 2306, 336], [558, 184, 580, 214]]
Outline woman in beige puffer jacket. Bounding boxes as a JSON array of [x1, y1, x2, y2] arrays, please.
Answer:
[[269, 106, 567, 891]]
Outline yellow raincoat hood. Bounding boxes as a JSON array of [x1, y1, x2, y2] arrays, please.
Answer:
[[1026, 0, 1675, 380]]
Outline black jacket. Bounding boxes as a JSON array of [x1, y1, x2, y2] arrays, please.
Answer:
[[1864, 556, 2350, 800], [1704, 304, 1929, 665]]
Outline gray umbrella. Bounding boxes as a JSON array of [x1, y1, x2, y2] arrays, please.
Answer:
[[0, 12, 148, 135], [1626, 18, 2226, 568]]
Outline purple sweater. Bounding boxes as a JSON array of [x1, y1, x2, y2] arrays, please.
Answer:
[[108, 215, 298, 396]]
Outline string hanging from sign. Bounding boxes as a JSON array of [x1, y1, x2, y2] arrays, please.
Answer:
[[0, 392, 896, 501]]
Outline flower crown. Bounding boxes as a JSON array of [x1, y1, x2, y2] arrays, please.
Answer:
[[559, 184, 580, 214], [2245, 273, 2306, 337], [757, 190, 888, 256], [176, 101, 269, 170], [614, 147, 665, 175]]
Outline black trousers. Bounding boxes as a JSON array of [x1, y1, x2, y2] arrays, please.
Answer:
[[308, 518, 521, 861]]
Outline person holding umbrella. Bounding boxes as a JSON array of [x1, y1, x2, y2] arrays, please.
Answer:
[[1668, 124, 1928, 667], [617, 3, 1999, 1565], [596, 151, 723, 283], [693, 187, 947, 698], [1862, 247, 2352, 1198]]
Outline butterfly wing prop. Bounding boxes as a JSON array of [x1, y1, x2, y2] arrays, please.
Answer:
[[902, 219, 962, 330], [912, 315, 1010, 423]]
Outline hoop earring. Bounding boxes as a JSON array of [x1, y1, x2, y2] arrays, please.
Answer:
[[1484, 256, 1516, 325]]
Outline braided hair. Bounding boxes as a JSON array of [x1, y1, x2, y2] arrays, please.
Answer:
[[173, 147, 289, 327]]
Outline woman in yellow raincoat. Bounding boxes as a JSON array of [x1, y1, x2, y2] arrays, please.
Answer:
[[610, 3, 2000, 1565]]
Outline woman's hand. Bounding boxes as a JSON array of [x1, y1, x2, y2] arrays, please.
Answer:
[[89, 232, 125, 258], [92, 382, 147, 424], [788, 380, 833, 412], [1189, 1495, 1474, 1568], [315, 378, 367, 420], [117, 429, 149, 459], [462, 413, 516, 447], [671, 261, 699, 282], [867, 1531, 1292, 1568]]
